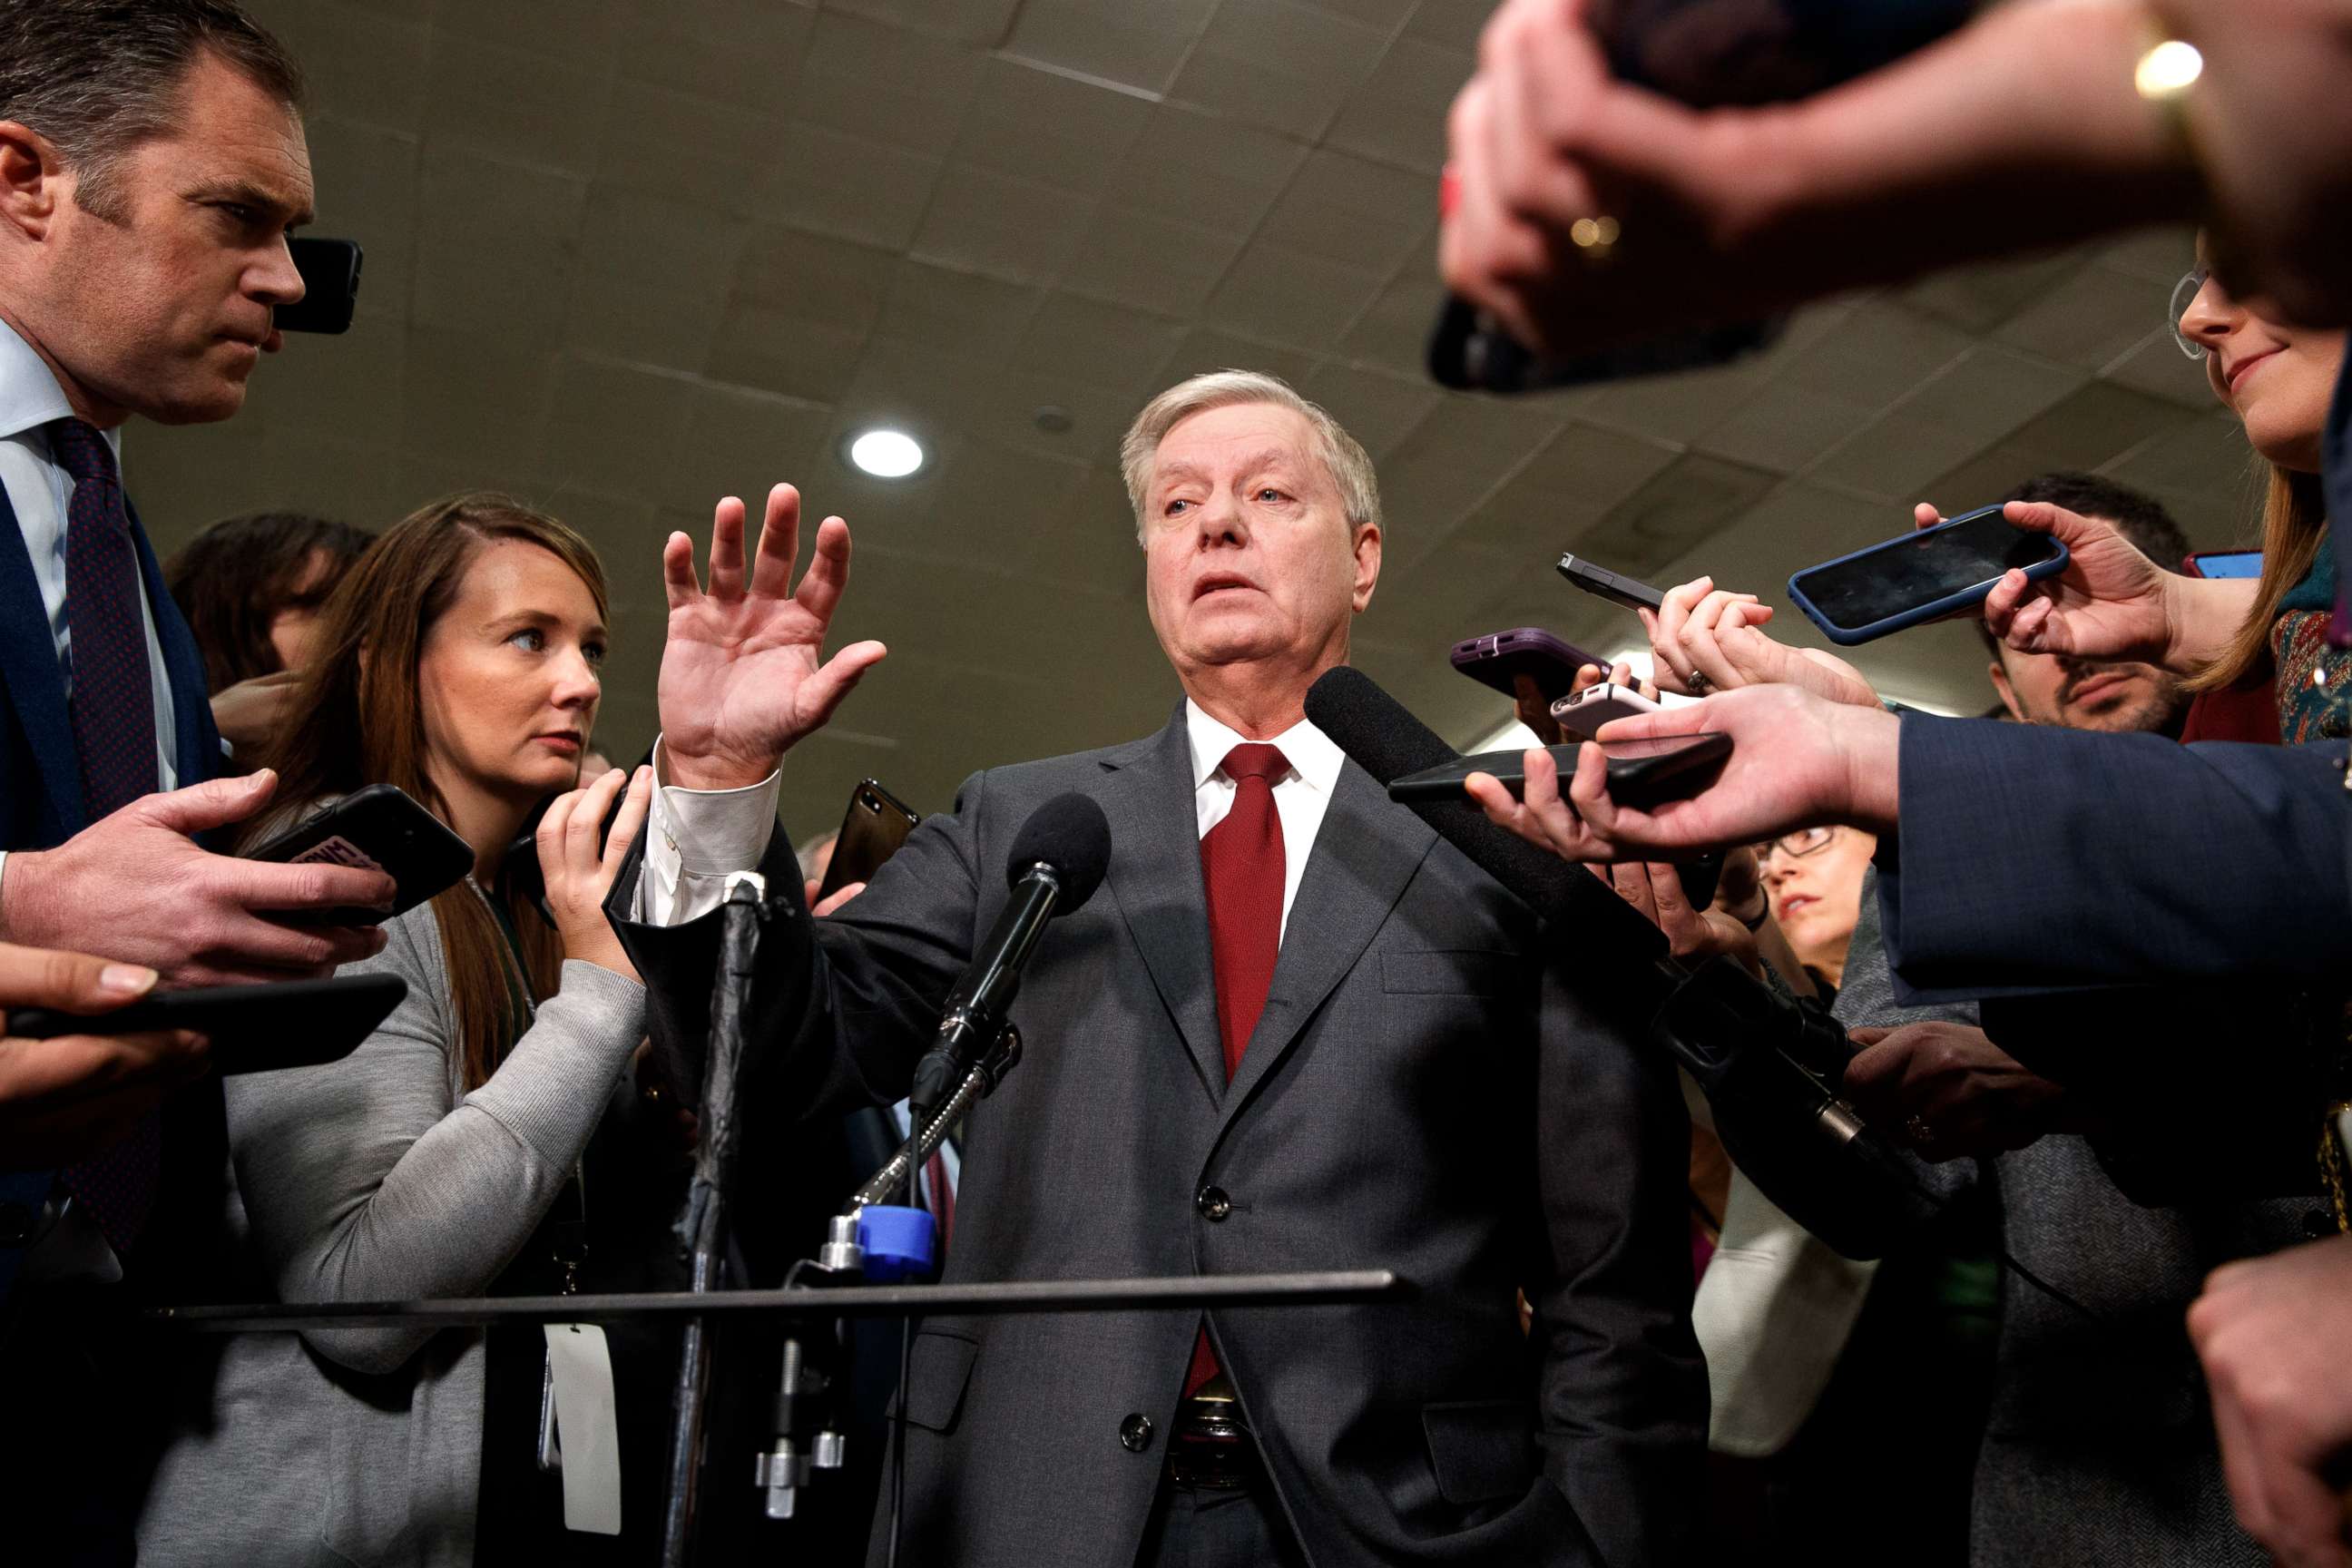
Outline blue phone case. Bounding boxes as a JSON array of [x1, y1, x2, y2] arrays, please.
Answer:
[[1786, 505, 2070, 646]]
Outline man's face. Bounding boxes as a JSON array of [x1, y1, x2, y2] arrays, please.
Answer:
[[1141, 401, 1378, 685], [37, 51, 311, 424], [1991, 646, 2190, 734]]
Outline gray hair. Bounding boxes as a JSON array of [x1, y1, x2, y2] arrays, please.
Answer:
[[0, 0, 306, 220], [1119, 369, 1382, 544]]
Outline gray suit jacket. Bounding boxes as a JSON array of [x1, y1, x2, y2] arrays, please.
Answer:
[[613, 707, 1706, 1568]]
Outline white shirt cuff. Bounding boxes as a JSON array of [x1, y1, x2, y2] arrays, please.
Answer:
[[636, 736, 782, 926]]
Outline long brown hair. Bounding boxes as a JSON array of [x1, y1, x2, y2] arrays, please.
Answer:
[[2189, 464, 2329, 691], [252, 494, 610, 1091]]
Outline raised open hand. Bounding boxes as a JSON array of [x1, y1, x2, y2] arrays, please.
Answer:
[[657, 485, 887, 791]]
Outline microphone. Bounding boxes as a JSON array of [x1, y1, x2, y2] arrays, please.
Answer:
[[1303, 667, 1664, 965], [906, 792, 1112, 1124], [1305, 666, 1938, 1258]]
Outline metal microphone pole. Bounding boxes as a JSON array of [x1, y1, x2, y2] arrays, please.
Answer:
[[662, 870, 769, 1568]]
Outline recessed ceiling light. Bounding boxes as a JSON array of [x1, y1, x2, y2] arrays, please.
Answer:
[[847, 427, 925, 478]]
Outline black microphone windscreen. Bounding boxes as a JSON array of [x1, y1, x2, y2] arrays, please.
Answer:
[[1307, 668, 1664, 960], [1006, 792, 1112, 913]]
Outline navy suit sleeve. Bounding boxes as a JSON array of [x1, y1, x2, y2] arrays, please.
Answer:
[[1877, 716, 2352, 1003]]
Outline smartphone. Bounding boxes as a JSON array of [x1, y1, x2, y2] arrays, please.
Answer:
[[1550, 682, 1661, 741], [1387, 732, 1731, 810], [2185, 549, 2263, 580], [244, 784, 473, 926], [1556, 554, 1667, 613], [1450, 628, 1613, 705], [1786, 504, 2070, 646], [279, 238, 364, 335], [816, 779, 920, 901], [5, 973, 407, 1074]]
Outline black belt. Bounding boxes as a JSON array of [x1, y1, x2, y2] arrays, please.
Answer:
[[1168, 1391, 1262, 1491]]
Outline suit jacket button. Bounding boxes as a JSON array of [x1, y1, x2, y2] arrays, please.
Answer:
[[1196, 1185, 1231, 1222], [1120, 1413, 1153, 1453]]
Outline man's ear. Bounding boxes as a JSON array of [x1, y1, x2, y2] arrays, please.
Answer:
[[1349, 522, 1381, 613], [1987, 659, 2024, 722], [0, 122, 64, 241]]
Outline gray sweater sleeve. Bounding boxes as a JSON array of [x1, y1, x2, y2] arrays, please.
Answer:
[[225, 903, 647, 1376]]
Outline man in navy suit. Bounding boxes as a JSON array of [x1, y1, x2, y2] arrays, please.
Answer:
[[0, 6, 394, 1560]]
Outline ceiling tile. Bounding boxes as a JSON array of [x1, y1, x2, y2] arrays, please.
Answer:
[[1021, 466, 1150, 594], [1063, 205, 1249, 316], [703, 304, 867, 405], [1379, 396, 1572, 564], [874, 260, 1044, 362], [576, 187, 748, 299], [593, 82, 779, 220], [1257, 149, 1439, 277], [411, 145, 587, 341], [1454, 420, 1683, 554], [735, 227, 895, 330], [1406, 0, 1498, 51], [1166, 0, 1391, 141], [1995, 260, 2178, 372], [1810, 347, 2085, 500], [1693, 384, 1876, 475], [419, 37, 610, 174], [790, 10, 985, 158], [913, 166, 1096, 285], [750, 122, 943, 250], [250, 312, 408, 444], [1324, 36, 1470, 175], [1298, 361, 1443, 460], [670, 382, 836, 513], [2100, 225, 2198, 286], [2101, 332, 2220, 411], [619, 0, 816, 112], [999, 0, 1219, 95], [432, 0, 627, 67], [886, 440, 1093, 566], [562, 268, 728, 376], [1335, 268, 1448, 377], [537, 356, 699, 500], [1900, 250, 2085, 336], [954, 56, 1154, 196], [1920, 380, 2208, 509], [1015, 294, 1191, 400], [2100, 411, 2260, 547], [823, 0, 1023, 45], [1579, 357, 1771, 447], [1768, 299, 1974, 408], [1117, 105, 1311, 240], [1155, 329, 1318, 401], [398, 322, 561, 469], [1201, 242, 1387, 353], [1314, 0, 1420, 27], [1567, 454, 1780, 579], [266, 0, 431, 133]]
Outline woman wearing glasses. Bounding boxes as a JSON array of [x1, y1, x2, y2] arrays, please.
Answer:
[[1757, 827, 1877, 997]]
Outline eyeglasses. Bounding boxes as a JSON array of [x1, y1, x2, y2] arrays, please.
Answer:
[[1759, 827, 1837, 862], [2170, 266, 2210, 359]]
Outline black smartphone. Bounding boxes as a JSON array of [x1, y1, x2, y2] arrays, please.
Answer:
[[1387, 732, 1731, 810], [1450, 627, 1614, 705], [244, 784, 473, 926], [1786, 504, 2070, 646], [1556, 554, 1667, 613], [279, 238, 363, 335], [816, 779, 920, 901], [5, 973, 407, 1074]]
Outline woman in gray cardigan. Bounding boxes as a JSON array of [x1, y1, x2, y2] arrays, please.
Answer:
[[139, 495, 656, 1566]]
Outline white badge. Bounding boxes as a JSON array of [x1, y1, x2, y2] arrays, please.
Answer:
[[543, 1322, 622, 1535]]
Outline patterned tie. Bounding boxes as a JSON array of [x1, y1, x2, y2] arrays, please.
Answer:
[[1186, 742, 1289, 1396], [52, 417, 162, 1252]]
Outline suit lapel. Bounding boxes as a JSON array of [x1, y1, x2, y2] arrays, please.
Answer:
[[1220, 760, 1436, 1125], [1096, 707, 1226, 1105], [0, 484, 84, 836]]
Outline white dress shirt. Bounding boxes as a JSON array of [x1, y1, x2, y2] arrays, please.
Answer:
[[0, 318, 179, 898], [635, 701, 1348, 943]]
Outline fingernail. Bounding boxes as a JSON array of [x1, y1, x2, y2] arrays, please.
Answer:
[[101, 965, 157, 995]]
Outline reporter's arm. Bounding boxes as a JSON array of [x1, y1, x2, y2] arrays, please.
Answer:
[[227, 907, 646, 1374], [1879, 719, 2352, 1000]]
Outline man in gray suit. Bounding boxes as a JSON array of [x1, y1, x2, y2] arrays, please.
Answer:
[[613, 370, 1705, 1566]]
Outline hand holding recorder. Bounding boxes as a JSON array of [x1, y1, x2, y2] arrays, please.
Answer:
[[0, 771, 393, 987], [0, 942, 207, 1170]]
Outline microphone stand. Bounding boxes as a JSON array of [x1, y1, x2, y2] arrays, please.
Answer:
[[662, 871, 769, 1568]]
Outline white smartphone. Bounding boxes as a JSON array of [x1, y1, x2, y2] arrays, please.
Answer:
[[1549, 682, 1661, 741]]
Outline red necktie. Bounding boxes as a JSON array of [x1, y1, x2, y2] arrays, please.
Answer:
[[1186, 742, 1289, 1396], [51, 418, 162, 1253]]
